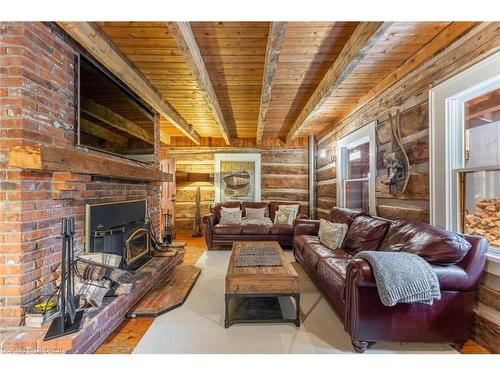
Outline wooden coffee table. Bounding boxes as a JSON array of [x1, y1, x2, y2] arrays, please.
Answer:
[[224, 241, 300, 328]]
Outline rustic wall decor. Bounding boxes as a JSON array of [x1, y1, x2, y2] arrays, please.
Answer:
[[214, 153, 261, 202], [383, 111, 410, 197]]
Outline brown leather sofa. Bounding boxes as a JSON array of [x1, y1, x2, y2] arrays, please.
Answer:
[[293, 207, 487, 352], [203, 201, 307, 249]]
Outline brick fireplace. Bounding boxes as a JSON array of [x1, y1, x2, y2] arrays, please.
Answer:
[[0, 22, 162, 328]]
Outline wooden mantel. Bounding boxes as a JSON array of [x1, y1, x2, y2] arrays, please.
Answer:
[[8, 144, 173, 182]]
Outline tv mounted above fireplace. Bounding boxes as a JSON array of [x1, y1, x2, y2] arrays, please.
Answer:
[[77, 54, 155, 164]]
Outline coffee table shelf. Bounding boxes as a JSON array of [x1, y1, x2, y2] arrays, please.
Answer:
[[224, 241, 300, 328]]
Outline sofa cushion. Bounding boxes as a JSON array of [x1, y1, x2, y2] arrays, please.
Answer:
[[380, 219, 472, 265], [270, 224, 294, 235], [293, 235, 320, 253], [214, 202, 241, 221], [317, 256, 352, 298], [343, 216, 390, 255], [303, 243, 337, 269], [274, 205, 300, 225], [318, 219, 348, 250], [269, 201, 301, 221], [213, 224, 242, 235], [244, 207, 266, 220], [241, 225, 271, 235], [242, 202, 269, 217], [329, 207, 367, 225], [220, 208, 242, 225]]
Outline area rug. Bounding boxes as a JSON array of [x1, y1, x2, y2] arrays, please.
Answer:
[[133, 251, 457, 354]]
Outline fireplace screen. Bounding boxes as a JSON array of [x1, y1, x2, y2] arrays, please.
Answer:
[[125, 228, 150, 266]]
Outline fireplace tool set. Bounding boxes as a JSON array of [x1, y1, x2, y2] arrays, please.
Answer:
[[163, 210, 174, 244], [44, 217, 84, 341]]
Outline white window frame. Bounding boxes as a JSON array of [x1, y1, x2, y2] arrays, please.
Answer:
[[336, 121, 377, 216], [429, 50, 500, 270]]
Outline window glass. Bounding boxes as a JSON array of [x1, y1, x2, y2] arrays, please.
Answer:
[[461, 87, 500, 250], [345, 180, 369, 212], [347, 142, 370, 179], [462, 170, 500, 249], [464, 88, 500, 168]]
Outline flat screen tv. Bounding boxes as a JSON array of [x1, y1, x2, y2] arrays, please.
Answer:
[[77, 54, 155, 164]]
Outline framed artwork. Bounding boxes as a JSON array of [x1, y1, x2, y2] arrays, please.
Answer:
[[214, 153, 261, 202]]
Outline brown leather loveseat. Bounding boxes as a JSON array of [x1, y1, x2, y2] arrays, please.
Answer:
[[203, 201, 307, 249], [293, 207, 487, 352]]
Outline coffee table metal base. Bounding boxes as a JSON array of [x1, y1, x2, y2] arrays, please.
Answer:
[[224, 293, 300, 328]]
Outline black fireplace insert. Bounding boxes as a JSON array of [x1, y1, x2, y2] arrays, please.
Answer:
[[85, 200, 153, 271]]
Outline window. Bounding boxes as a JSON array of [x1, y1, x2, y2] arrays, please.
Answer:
[[336, 121, 377, 215], [344, 142, 370, 212], [460, 89, 500, 249], [430, 50, 500, 265]]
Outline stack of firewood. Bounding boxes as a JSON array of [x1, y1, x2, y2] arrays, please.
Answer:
[[75, 254, 138, 308], [465, 197, 500, 247]]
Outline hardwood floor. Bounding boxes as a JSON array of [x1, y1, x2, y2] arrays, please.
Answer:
[[94, 234, 489, 354], [94, 317, 155, 354], [127, 264, 201, 317], [460, 340, 490, 354]]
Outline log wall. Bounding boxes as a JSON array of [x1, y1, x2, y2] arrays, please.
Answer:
[[315, 23, 500, 352], [162, 137, 309, 234]]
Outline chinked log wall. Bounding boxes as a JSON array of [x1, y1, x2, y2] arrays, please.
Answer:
[[315, 22, 500, 353], [163, 137, 309, 234]]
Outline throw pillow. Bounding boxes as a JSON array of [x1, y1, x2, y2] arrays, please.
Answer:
[[318, 219, 349, 250], [221, 206, 241, 213], [244, 207, 266, 220], [274, 204, 300, 225], [219, 209, 242, 225]]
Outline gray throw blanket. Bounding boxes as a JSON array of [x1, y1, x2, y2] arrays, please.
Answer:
[[355, 251, 441, 307]]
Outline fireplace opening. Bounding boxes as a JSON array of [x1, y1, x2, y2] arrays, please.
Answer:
[[85, 200, 153, 271]]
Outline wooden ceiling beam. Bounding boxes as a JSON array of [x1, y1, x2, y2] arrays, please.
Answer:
[[285, 22, 392, 144], [57, 22, 201, 144], [256, 22, 287, 144], [167, 22, 232, 145]]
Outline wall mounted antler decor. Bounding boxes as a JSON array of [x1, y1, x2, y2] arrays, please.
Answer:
[[383, 110, 410, 197]]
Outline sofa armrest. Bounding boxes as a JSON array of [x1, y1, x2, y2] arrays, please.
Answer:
[[202, 213, 216, 249], [294, 219, 320, 236], [345, 258, 376, 288], [202, 213, 216, 227]]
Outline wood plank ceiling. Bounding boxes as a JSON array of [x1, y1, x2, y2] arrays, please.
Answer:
[[296, 22, 456, 137], [95, 21, 474, 143], [191, 22, 269, 138]]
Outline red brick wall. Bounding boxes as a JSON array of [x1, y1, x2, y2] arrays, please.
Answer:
[[0, 22, 161, 327]]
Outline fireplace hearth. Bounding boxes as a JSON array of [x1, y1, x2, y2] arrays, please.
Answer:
[[86, 200, 153, 271]]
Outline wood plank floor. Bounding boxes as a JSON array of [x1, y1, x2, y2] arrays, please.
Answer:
[[94, 235, 489, 354], [127, 264, 201, 317]]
